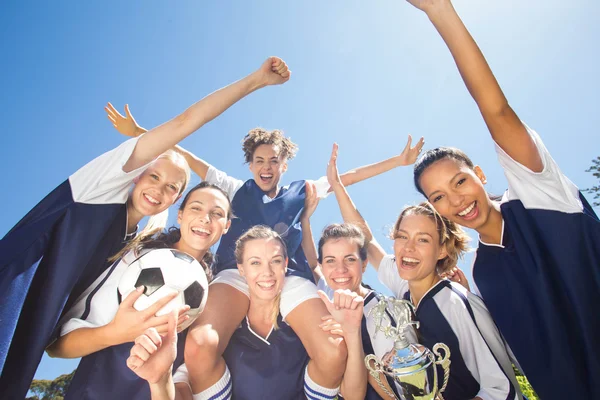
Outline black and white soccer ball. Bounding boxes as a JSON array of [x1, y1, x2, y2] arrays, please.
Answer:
[[117, 248, 208, 331]]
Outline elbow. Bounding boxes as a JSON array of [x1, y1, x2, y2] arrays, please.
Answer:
[[481, 101, 514, 120], [45, 343, 62, 359]]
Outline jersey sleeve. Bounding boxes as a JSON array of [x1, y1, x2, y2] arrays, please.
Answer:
[[204, 164, 244, 201], [309, 176, 332, 199], [376, 254, 408, 298], [445, 288, 520, 400], [495, 123, 582, 213], [69, 137, 152, 205]]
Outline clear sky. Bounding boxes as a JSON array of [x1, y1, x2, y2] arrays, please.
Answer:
[[1, 0, 598, 382]]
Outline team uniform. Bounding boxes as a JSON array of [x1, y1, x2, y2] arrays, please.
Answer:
[[174, 315, 310, 400], [0, 138, 149, 398], [205, 166, 328, 315], [378, 255, 521, 400], [318, 278, 410, 399], [56, 250, 187, 400], [471, 125, 600, 400]]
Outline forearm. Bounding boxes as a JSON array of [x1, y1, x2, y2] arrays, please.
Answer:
[[340, 332, 367, 400], [427, 3, 508, 117], [332, 184, 373, 242], [174, 145, 210, 181], [46, 324, 118, 359], [300, 216, 321, 276], [128, 72, 265, 170], [339, 154, 407, 187], [149, 372, 176, 400]]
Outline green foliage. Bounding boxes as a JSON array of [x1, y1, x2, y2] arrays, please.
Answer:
[[584, 156, 600, 207], [513, 365, 539, 400], [26, 370, 74, 400]]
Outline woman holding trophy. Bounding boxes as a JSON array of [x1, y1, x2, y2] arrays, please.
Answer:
[[301, 145, 522, 400]]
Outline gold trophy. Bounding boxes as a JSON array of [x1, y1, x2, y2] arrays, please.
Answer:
[[364, 296, 451, 400]]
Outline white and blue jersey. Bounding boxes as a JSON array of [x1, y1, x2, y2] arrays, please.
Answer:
[[174, 315, 309, 399], [378, 255, 521, 400], [472, 125, 600, 399], [0, 138, 149, 399], [57, 250, 186, 400], [205, 166, 328, 281]]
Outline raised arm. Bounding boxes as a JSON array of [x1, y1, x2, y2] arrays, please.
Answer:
[[338, 135, 424, 188], [318, 290, 367, 400], [327, 144, 387, 270], [407, 0, 542, 171], [106, 57, 291, 173], [105, 104, 213, 181], [300, 181, 324, 283]]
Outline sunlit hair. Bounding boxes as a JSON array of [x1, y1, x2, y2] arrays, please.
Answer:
[[317, 223, 368, 264], [110, 182, 233, 276], [137, 150, 193, 240], [391, 202, 470, 274], [234, 225, 288, 329], [241, 128, 298, 164]]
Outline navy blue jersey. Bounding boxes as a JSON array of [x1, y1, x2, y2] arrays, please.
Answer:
[[175, 316, 309, 399], [472, 125, 600, 399], [379, 256, 521, 400], [205, 166, 329, 282], [0, 138, 149, 399]]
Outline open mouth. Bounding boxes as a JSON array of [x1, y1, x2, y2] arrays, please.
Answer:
[[260, 174, 273, 184], [331, 277, 351, 285], [191, 227, 211, 237], [400, 257, 420, 270], [257, 280, 276, 290], [456, 201, 478, 221], [143, 193, 161, 206]]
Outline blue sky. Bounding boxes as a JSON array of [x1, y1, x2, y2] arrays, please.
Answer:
[[1, 0, 598, 382]]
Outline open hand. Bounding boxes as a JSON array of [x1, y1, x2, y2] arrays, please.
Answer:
[[110, 287, 190, 345], [105, 102, 145, 137], [302, 181, 320, 220], [405, 0, 451, 14], [255, 57, 291, 86], [397, 135, 425, 166], [326, 143, 343, 189], [127, 310, 178, 384]]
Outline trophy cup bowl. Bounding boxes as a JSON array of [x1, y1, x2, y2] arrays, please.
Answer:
[[364, 297, 451, 400]]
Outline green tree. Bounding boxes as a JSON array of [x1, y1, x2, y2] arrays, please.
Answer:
[[584, 156, 600, 207], [26, 370, 75, 400]]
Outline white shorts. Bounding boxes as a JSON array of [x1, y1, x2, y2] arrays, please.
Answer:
[[211, 269, 319, 320]]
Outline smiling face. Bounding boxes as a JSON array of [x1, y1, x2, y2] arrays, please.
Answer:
[[175, 187, 231, 259], [130, 157, 188, 217], [321, 238, 366, 293], [248, 144, 288, 198], [392, 214, 448, 283], [238, 238, 288, 303], [418, 158, 493, 232]]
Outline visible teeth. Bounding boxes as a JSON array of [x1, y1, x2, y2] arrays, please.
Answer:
[[257, 281, 275, 288], [191, 227, 210, 235], [333, 277, 350, 283], [458, 202, 475, 217], [402, 257, 420, 263], [260, 174, 273, 179], [144, 194, 160, 205]]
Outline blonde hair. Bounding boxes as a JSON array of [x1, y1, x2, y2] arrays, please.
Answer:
[[391, 202, 470, 274], [241, 128, 298, 164], [234, 225, 288, 329]]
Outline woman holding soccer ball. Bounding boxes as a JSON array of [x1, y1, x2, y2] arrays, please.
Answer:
[[48, 182, 233, 399]]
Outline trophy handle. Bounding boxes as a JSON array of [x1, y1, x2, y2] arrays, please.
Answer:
[[364, 355, 399, 400], [432, 343, 451, 399]]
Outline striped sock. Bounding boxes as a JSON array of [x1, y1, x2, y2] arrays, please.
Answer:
[[192, 365, 232, 400], [303, 366, 340, 400]]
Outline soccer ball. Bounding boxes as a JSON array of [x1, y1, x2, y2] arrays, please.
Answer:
[[117, 248, 209, 331]]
